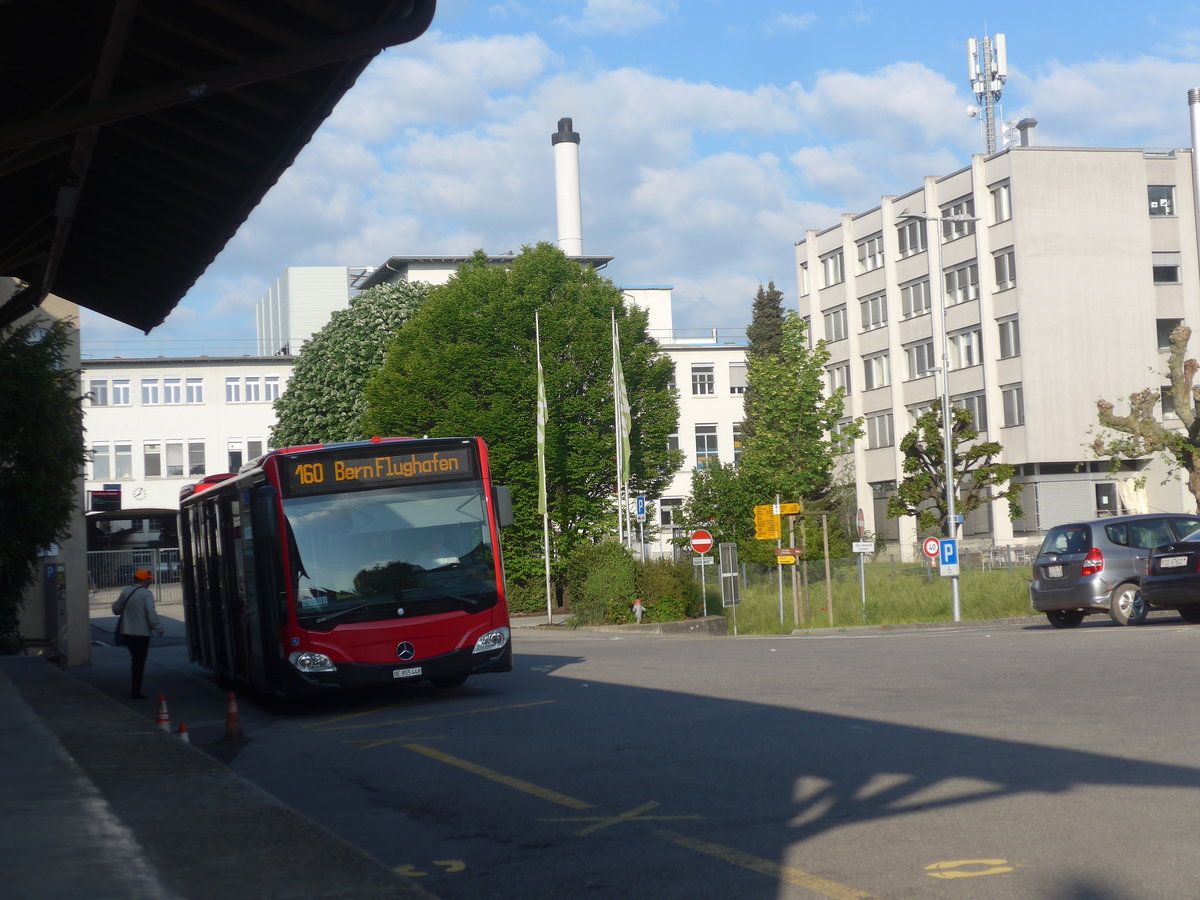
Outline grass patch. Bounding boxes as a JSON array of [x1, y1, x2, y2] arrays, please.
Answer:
[[707, 559, 1033, 634]]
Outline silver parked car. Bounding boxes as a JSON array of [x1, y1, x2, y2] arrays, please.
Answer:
[[1030, 513, 1200, 628]]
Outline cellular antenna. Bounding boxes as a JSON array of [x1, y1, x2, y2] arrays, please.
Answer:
[[967, 32, 1007, 153]]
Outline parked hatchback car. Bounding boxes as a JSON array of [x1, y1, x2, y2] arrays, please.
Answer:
[[1138, 530, 1200, 622], [1030, 514, 1200, 627]]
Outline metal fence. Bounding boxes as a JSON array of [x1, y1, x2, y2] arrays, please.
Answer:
[[87, 548, 183, 606]]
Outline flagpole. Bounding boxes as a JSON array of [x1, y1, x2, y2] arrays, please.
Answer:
[[611, 310, 624, 546], [536, 312, 553, 624]]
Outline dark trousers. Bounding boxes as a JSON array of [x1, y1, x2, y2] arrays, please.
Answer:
[[125, 635, 151, 696]]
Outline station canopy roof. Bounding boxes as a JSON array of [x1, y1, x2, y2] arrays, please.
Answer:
[[0, 0, 436, 333]]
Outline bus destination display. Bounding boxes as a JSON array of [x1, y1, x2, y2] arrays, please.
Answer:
[[285, 445, 476, 496]]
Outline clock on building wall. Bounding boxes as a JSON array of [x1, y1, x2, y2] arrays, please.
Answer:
[[132, 487, 147, 502]]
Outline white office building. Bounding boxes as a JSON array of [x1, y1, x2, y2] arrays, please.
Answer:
[[796, 137, 1200, 558]]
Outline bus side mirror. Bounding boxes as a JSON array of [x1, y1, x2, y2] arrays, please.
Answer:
[[494, 485, 514, 528], [253, 485, 279, 539]]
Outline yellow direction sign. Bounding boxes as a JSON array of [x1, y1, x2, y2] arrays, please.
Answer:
[[778, 502, 802, 515], [753, 504, 780, 540], [775, 555, 797, 565]]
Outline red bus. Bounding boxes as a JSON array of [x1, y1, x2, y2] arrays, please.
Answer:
[[178, 437, 513, 697]]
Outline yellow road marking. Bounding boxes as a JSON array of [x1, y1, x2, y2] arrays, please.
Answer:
[[542, 801, 704, 837], [655, 830, 873, 900], [310, 700, 555, 733], [925, 859, 1015, 879], [404, 743, 593, 810]]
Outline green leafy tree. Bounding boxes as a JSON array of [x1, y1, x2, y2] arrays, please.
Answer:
[[741, 281, 785, 440], [1094, 323, 1200, 510], [271, 281, 431, 446], [0, 320, 87, 650], [887, 399, 1024, 536], [685, 312, 859, 563], [361, 243, 681, 584]]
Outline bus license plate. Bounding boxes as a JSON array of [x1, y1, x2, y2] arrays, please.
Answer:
[[393, 666, 423, 679], [1159, 556, 1189, 569], [1047, 565, 1063, 578]]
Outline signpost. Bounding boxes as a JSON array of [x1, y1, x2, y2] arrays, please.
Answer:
[[691, 529, 713, 614], [939, 539, 960, 577]]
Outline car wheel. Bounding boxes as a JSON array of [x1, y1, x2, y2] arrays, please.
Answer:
[[1046, 610, 1085, 629], [1177, 607, 1200, 623], [1108, 584, 1147, 626]]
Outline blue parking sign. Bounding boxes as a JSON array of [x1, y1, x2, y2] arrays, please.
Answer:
[[939, 539, 959, 576]]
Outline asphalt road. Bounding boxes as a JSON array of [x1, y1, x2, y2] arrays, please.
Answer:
[[80, 609, 1200, 899]]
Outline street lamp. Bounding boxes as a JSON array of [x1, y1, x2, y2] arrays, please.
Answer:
[[899, 209, 979, 622]]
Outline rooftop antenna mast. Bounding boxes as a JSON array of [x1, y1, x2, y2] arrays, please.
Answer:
[[967, 33, 1007, 153]]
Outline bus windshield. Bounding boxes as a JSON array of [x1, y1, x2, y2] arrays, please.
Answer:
[[284, 481, 499, 630]]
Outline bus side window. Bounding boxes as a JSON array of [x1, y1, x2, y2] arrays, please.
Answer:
[[494, 485, 514, 528]]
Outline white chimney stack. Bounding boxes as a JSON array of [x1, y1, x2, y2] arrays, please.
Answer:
[[551, 118, 583, 256]]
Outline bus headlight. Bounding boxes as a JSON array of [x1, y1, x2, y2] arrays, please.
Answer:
[[289, 651, 337, 673], [473, 627, 509, 654]]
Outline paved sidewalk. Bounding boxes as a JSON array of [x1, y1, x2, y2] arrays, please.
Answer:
[[0, 653, 437, 900]]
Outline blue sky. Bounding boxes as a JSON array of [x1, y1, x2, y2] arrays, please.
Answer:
[[83, 0, 1200, 353]]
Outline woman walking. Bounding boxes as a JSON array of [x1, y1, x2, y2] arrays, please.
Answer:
[[112, 569, 164, 699]]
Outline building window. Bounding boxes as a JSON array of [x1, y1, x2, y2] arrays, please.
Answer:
[[695, 424, 719, 470], [659, 498, 682, 528], [245, 376, 262, 403], [994, 247, 1016, 290], [1157, 318, 1184, 351], [165, 441, 185, 477], [860, 292, 887, 331], [897, 219, 925, 258], [798, 263, 809, 296], [112, 379, 131, 406], [901, 278, 931, 317], [827, 362, 850, 395], [88, 379, 109, 406], [228, 441, 245, 471], [940, 196, 976, 241], [144, 441, 162, 477], [1149, 185, 1175, 217], [733, 422, 744, 464], [1162, 386, 1177, 418], [991, 182, 1012, 223], [1002, 385, 1024, 426], [247, 439, 265, 461], [905, 341, 936, 379], [954, 393, 988, 432], [667, 433, 679, 453], [691, 363, 715, 397], [998, 317, 1021, 358], [225, 377, 242, 403], [163, 377, 182, 405], [1153, 252, 1182, 284], [91, 444, 111, 480], [728, 362, 747, 395], [863, 352, 891, 390], [265, 375, 281, 402], [186, 377, 204, 404], [821, 250, 845, 287], [857, 234, 884, 273], [823, 306, 848, 342], [944, 262, 979, 305], [114, 442, 132, 478], [188, 440, 206, 476], [866, 412, 894, 449], [908, 403, 933, 426], [949, 328, 983, 370], [140, 378, 160, 405]]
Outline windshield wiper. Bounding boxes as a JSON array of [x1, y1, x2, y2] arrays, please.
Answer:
[[310, 603, 370, 625]]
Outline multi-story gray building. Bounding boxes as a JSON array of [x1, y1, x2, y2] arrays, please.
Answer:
[[797, 139, 1200, 558]]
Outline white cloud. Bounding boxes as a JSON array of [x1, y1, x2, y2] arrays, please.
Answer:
[[767, 13, 817, 34], [555, 0, 677, 35]]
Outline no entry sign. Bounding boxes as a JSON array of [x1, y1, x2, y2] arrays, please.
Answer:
[[690, 529, 714, 554]]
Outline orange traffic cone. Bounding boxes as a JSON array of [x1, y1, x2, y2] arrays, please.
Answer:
[[177, 722, 189, 744], [155, 694, 171, 732], [223, 692, 244, 742]]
